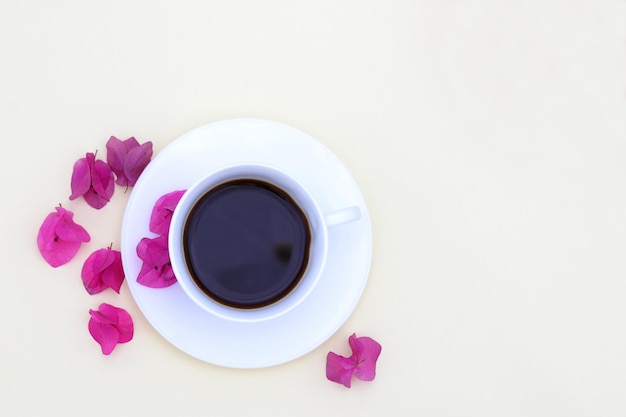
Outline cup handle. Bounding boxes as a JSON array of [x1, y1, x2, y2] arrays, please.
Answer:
[[324, 206, 361, 228]]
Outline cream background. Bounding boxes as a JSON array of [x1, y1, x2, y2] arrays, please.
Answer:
[[1, 1, 625, 416]]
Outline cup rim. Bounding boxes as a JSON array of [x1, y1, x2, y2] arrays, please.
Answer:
[[169, 162, 329, 323]]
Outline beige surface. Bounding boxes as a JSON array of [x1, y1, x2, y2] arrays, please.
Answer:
[[1, 1, 625, 416]]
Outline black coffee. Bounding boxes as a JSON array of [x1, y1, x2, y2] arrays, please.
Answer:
[[183, 179, 311, 309]]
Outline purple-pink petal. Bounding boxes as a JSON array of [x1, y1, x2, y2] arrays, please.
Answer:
[[326, 352, 356, 388], [349, 334, 382, 382], [136, 235, 170, 266], [136, 235, 176, 288], [98, 303, 134, 343], [100, 249, 124, 292], [124, 141, 153, 186], [106, 136, 152, 187], [149, 190, 186, 235], [69, 152, 115, 209], [88, 303, 134, 355], [69, 157, 91, 200], [54, 208, 91, 243], [81, 247, 125, 294], [136, 262, 176, 288], [90, 158, 115, 198], [326, 333, 382, 388], [106, 136, 140, 185], [37, 206, 90, 267], [40, 239, 82, 268], [82, 250, 109, 294], [88, 313, 120, 355]]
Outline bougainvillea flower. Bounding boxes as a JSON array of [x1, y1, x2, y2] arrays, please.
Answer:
[[106, 136, 153, 187], [69, 152, 115, 209], [326, 333, 382, 388], [37, 206, 91, 267], [149, 190, 186, 236], [81, 246, 125, 295], [136, 235, 176, 288], [88, 303, 134, 355]]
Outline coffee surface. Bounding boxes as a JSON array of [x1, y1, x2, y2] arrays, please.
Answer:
[[183, 179, 311, 308]]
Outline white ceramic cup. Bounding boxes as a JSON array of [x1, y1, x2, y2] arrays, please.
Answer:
[[169, 163, 361, 322]]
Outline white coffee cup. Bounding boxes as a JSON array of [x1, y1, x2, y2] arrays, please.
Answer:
[[169, 163, 361, 322]]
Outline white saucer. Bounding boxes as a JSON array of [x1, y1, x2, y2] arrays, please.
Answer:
[[120, 119, 373, 368]]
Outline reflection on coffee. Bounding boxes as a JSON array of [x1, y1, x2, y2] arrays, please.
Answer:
[[183, 179, 311, 309]]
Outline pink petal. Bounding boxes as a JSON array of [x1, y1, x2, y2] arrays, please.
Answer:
[[115, 312, 134, 343], [88, 312, 120, 355], [98, 303, 134, 343], [81, 250, 109, 294], [136, 235, 176, 288], [81, 247, 124, 294], [37, 211, 62, 250], [36, 207, 90, 267], [149, 190, 186, 235], [104, 136, 125, 175], [89, 158, 115, 202], [99, 249, 125, 293], [69, 152, 115, 209], [106, 136, 152, 187], [54, 207, 90, 243], [83, 158, 114, 209], [123, 141, 153, 186], [349, 334, 382, 382], [136, 261, 177, 288], [106, 136, 139, 186], [88, 304, 134, 355], [40, 239, 82, 268], [136, 235, 171, 266], [69, 156, 91, 200], [326, 333, 382, 387], [326, 352, 356, 388]]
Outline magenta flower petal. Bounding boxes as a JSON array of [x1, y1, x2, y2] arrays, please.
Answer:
[[69, 157, 90, 199], [326, 352, 357, 388], [81, 247, 125, 294], [98, 303, 134, 343], [124, 141, 153, 186], [326, 333, 382, 388], [88, 315, 120, 355], [136, 235, 170, 265], [106, 136, 139, 184], [136, 235, 177, 288], [69, 152, 114, 209], [54, 210, 91, 243], [101, 249, 124, 291], [88, 303, 134, 355], [106, 136, 152, 187], [37, 206, 90, 267], [136, 262, 177, 288], [149, 190, 186, 235], [88, 158, 115, 203], [349, 334, 382, 382]]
